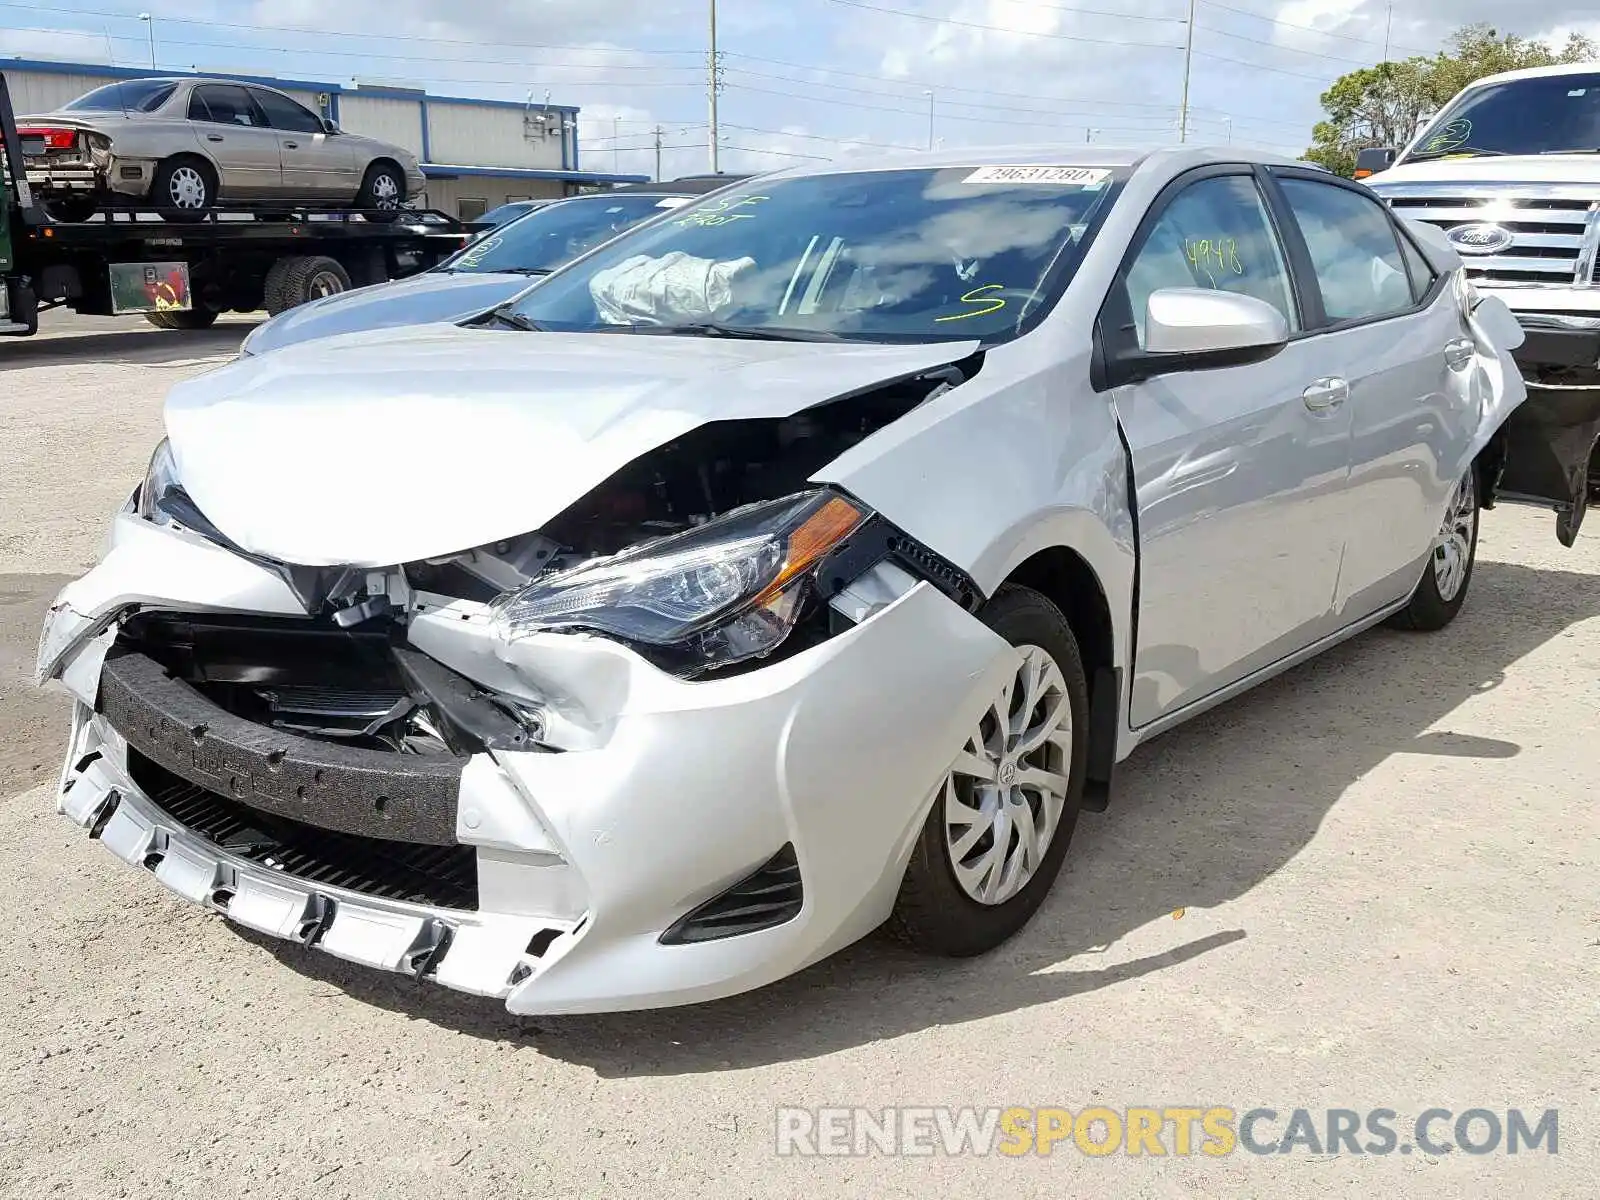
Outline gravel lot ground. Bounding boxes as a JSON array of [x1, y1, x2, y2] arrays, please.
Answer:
[[1, 312, 1596, 1199]]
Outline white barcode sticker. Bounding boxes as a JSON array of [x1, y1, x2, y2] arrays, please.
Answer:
[[962, 165, 1111, 185]]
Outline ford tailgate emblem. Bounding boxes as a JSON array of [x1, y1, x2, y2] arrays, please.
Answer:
[[1448, 223, 1515, 255]]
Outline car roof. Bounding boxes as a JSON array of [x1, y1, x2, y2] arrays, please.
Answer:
[[731, 143, 1312, 185], [1459, 61, 1600, 90]]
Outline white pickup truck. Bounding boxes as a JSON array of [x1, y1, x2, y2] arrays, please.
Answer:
[[1364, 62, 1600, 544]]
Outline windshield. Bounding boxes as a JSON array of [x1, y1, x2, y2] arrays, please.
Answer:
[[441, 194, 687, 274], [1406, 73, 1600, 160], [503, 165, 1117, 342], [63, 80, 177, 113]]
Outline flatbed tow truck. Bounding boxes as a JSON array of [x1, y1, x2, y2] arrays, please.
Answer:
[[1, 72, 469, 338]]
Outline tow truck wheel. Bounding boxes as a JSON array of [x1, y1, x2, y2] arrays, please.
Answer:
[[41, 194, 98, 223], [145, 306, 219, 331], [263, 255, 353, 315]]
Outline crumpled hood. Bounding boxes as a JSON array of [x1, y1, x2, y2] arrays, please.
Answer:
[[165, 325, 977, 567], [243, 271, 532, 355], [1369, 155, 1600, 187]]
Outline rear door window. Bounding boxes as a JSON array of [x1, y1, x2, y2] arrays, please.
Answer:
[[1277, 177, 1415, 324]]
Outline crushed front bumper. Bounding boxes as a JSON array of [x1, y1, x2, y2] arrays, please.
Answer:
[[40, 515, 1014, 1012]]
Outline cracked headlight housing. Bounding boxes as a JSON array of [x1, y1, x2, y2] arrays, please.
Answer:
[[493, 490, 867, 667], [135, 438, 179, 526]]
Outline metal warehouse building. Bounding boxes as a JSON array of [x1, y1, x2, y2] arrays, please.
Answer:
[[1, 57, 647, 217]]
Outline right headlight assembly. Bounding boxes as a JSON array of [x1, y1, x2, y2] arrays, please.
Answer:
[[491, 490, 868, 668], [135, 437, 180, 526]]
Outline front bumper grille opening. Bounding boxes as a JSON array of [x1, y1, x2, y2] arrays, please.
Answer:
[[660, 844, 803, 945], [128, 750, 478, 910]]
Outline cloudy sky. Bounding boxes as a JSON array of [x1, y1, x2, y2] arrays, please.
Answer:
[[4, 0, 1598, 177]]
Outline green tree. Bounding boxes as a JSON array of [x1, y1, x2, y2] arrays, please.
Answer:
[[1303, 23, 1599, 176]]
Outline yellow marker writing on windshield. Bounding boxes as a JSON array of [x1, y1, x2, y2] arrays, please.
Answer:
[[934, 283, 1008, 322], [676, 195, 770, 228]]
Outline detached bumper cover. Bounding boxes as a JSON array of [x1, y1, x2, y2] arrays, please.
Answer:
[[59, 709, 577, 998]]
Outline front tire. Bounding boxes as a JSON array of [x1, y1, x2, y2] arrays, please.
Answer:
[[1390, 463, 1480, 632], [356, 162, 405, 223], [888, 585, 1089, 957]]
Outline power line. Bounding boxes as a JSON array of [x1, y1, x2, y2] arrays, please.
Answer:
[[725, 80, 1189, 136], [1198, 0, 1431, 56], [0, 1, 706, 61], [1194, 20, 1381, 67], [721, 122, 920, 150], [827, 0, 1187, 23], [820, 0, 1185, 49], [723, 50, 1190, 112], [1192, 48, 1341, 83], [725, 67, 1180, 123]]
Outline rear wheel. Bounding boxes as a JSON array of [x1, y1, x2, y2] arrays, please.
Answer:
[[1390, 464, 1480, 632], [356, 162, 405, 223], [887, 585, 1088, 957], [263, 255, 353, 315], [150, 157, 215, 222]]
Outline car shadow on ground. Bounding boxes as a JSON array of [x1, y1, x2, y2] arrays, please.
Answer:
[[0, 324, 252, 369], [239, 555, 1600, 1074]]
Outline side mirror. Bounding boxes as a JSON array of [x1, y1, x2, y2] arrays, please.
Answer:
[[321, 116, 340, 135], [1353, 146, 1397, 179], [1143, 288, 1289, 359]]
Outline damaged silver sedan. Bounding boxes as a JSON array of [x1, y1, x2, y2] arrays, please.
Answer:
[[36, 148, 1568, 1013]]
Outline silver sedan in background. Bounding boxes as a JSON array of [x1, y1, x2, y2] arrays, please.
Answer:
[[17, 76, 425, 222]]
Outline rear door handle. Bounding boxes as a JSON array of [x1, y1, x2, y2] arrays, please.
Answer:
[[283, 141, 299, 150], [1444, 337, 1475, 370], [205, 134, 224, 142], [1302, 377, 1349, 412]]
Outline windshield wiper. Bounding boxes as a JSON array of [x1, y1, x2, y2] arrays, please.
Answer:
[[619, 321, 845, 343], [486, 308, 543, 332], [1406, 146, 1513, 161], [1539, 147, 1600, 155], [502, 267, 554, 276]]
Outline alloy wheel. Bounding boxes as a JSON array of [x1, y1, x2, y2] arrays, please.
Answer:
[[943, 644, 1073, 906], [1432, 468, 1477, 602]]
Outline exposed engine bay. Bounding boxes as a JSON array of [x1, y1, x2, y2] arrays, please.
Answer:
[[406, 363, 971, 597]]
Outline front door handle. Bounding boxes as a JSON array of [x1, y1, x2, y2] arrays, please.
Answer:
[[283, 141, 299, 150], [1302, 377, 1349, 412], [1444, 337, 1475, 370]]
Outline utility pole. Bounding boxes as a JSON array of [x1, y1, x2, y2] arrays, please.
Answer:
[[1178, 0, 1195, 142], [924, 90, 934, 150], [1085, 127, 1097, 143], [1382, 0, 1394, 63], [707, 0, 721, 173], [613, 116, 620, 172], [653, 125, 664, 181], [1223, 116, 1232, 143], [138, 12, 155, 68]]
